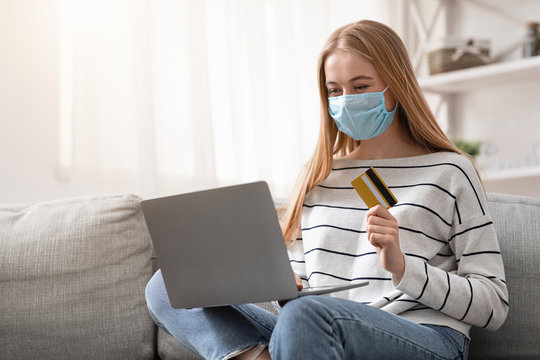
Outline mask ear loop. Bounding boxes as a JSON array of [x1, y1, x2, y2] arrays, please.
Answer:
[[381, 86, 398, 112]]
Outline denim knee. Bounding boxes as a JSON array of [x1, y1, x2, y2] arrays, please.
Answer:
[[270, 296, 342, 359], [271, 296, 332, 341], [278, 295, 327, 322]]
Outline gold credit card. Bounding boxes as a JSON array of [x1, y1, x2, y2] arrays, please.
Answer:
[[351, 167, 397, 209]]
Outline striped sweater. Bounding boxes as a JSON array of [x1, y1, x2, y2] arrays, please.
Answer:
[[288, 152, 509, 337]]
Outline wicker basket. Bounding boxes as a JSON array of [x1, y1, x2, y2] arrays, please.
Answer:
[[428, 37, 491, 75]]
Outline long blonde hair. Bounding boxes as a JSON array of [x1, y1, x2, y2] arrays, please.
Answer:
[[280, 20, 465, 245]]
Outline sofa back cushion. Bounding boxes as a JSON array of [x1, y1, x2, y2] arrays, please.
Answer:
[[468, 193, 540, 359], [0, 194, 155, 359]]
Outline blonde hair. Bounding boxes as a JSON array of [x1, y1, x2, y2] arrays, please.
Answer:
[[280, 20, 466, 245]]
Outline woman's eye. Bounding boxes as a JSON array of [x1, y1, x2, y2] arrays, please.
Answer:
[[354, 85, 368, 91], [328, 88, 341, 96]]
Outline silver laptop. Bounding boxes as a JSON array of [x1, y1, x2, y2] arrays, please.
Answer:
[[141, 181, 368, 308]]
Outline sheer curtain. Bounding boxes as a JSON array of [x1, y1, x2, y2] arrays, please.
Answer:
[[59, 0, 393, 199]]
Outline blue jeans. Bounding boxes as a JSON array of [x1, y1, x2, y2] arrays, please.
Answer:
[[146, 270, 469, 360]]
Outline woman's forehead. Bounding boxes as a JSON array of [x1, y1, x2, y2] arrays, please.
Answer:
[[324, 50, 378, 83]]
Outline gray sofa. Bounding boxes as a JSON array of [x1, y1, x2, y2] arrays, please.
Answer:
[[0, 192, 538, 359]]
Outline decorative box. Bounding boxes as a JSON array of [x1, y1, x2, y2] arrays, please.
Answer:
[[428, 37, 491, 75]]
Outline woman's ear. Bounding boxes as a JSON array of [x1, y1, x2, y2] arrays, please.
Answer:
[[384, 87, 397, 111]]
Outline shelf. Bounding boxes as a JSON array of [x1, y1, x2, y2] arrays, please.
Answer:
[[483, 165, 540, 182], [418, 56, 540, 94], [482, 166, 540, 198]]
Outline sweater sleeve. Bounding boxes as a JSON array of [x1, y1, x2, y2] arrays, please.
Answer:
[[396, 213, 509, 330]]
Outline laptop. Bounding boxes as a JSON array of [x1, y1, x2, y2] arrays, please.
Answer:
[[141, 181, 368, 308]]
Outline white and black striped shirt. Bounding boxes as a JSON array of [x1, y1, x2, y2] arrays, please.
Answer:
[[288, 152, 509, 337]]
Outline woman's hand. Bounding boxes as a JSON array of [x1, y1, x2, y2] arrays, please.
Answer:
[[277, 273, 303, 307], [366, 205, 405, 284], [293, 272, 304, 291]]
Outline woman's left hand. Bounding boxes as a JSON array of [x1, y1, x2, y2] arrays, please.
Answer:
[[366, 205, 405, 284]]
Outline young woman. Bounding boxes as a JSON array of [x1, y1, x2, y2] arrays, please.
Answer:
[[145, 20, 508, 360]]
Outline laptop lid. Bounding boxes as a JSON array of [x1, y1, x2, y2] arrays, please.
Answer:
[[142, 181, 300, 308]]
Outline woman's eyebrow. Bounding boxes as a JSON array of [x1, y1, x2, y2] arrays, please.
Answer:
[[325, 75, 374, 86], [348, 75, 373, 82]]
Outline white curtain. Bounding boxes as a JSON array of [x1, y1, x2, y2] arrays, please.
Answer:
[[59, 0, 393, 199]]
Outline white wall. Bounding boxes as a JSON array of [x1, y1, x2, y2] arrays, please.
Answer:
[[0, 0, 64, 203], [0, 0, 396, 204]]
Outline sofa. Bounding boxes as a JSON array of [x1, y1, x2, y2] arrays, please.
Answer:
[[0, 192, 538, 359]]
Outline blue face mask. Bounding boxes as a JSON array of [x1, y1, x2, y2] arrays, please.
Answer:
[[328, 86, 397, 140]]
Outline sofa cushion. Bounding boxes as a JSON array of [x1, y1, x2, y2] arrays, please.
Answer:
[[158, 327, 202, 360], [0, 194, 156, 359], [469, 193, 540, 359]]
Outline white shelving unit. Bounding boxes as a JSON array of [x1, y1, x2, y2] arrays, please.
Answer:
[[419, 57, 540, 193], [403, 0, 540, 197]]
